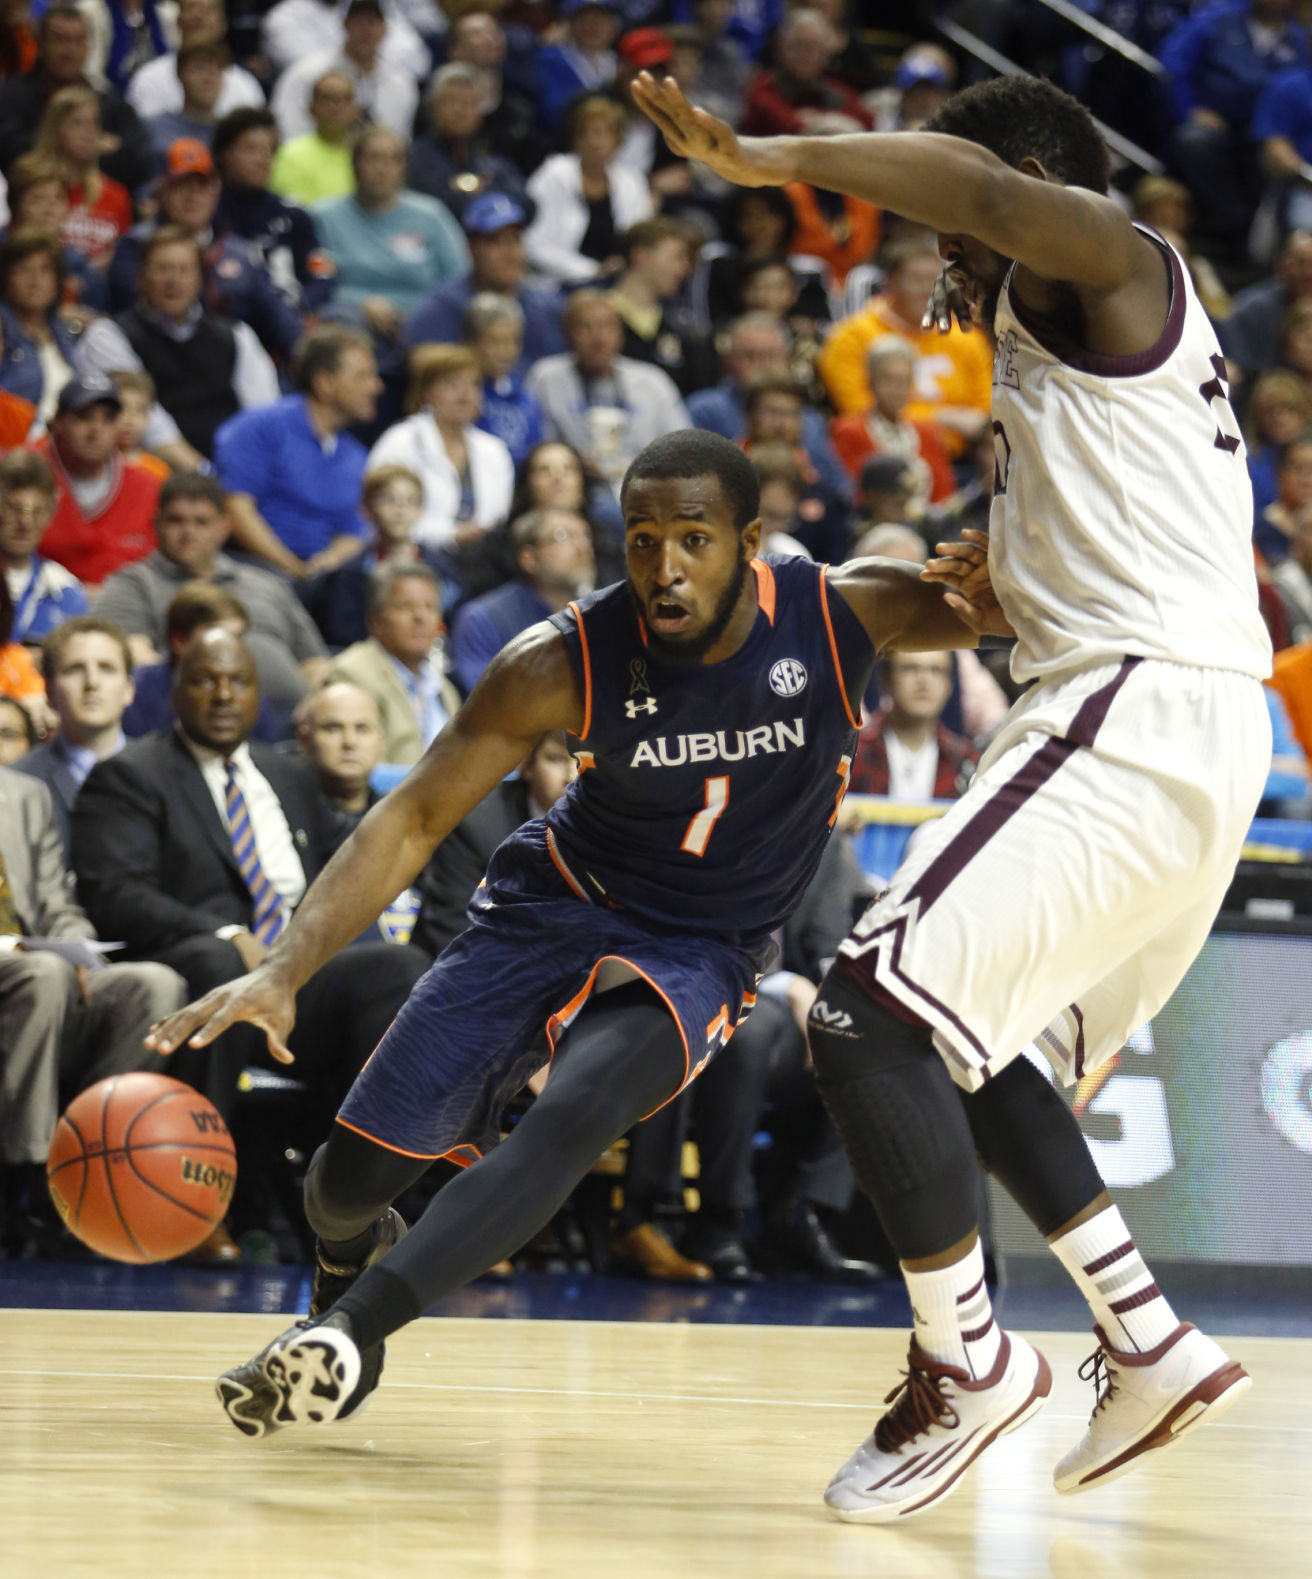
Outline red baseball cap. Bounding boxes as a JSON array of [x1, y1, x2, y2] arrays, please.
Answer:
[[617, 28, 674, 70], [164, 138, 215, 181]]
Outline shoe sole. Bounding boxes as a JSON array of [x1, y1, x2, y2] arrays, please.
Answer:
[[1056, 1362, 1251, 1494], [828, 1347, 1054, 1524], [262, 1331, 362, 1428], [215, 1370, 281, 1440]]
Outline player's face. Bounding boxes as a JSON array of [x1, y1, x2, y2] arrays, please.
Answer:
[[937, 232, 1011, 333], [623, 474, 759, 664]]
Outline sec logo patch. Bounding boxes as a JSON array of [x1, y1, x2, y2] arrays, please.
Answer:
[[769, 658, 807, 697]]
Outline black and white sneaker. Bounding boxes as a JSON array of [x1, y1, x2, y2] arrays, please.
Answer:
[[216, 1208, 406, 1438]]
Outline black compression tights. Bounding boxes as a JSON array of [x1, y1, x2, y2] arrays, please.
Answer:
[[311, 981, 688, 1351]]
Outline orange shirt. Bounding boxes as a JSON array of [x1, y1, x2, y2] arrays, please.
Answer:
[[1267, 641, 1312, 771], [0, 641, 44, 702], [0, 390, 36, 453], [783, 183, 880, 286], [817, 294, 993, 450], [123, 448, 171, 482]]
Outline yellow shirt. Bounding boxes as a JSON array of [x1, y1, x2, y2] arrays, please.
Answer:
[[270, 134, 355, 208], [817, 295, 993, 451]]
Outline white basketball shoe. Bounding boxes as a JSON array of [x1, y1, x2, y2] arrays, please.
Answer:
[[824, 1331, 1052, 1523], [1054, 1322, 1250, 1494]]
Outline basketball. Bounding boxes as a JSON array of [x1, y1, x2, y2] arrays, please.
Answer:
[[46, 1073, 237, 1264]]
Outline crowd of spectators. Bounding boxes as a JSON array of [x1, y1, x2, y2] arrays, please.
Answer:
[[1, 0, 1310, 1278]]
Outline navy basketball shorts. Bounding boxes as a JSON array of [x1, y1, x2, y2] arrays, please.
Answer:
[[335, 823, 764, 1161]]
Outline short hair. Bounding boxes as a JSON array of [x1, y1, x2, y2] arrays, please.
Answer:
[[562, 288, 618, 334], [41, 615, 133, 686], [110, 367, 157, 403], [139, 224, 202, 270], [749, 442, 805, 495], [620, 430, 760, 532], [212, 106, 278, 164], [0, 693, 38, 750], [509, 506, 582, 555], [878, 233, 940, 281], [405, 342, 480, 413], [567, 94, 625, 148], [362, 463, 424, 509], [366, 559, 440, 614], [463, 291, 523, 338], [157, 471, 227, 517], [166, 582, 248, 648], [742, 371, 806, 415], [293, 323, 372, 394], [427, 60, 484, 101], [736, 252, 793, 290], [854, 522, 927, 562], [727, 310, 789, 349], [620, 216, 692, 264], [866, 334, 917, 375], [176, 39, 228, 72], [311, 70, 354, 101], [38, 3, 86, 40], [0, 448, 55, 498], [925, 75, 1111, 196], [351, 124, 403, 173], [6, 153, 67, 214]]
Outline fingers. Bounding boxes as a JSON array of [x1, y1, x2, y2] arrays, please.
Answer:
[[959, 529, 990, 547], [146, 994, 239, 1054]]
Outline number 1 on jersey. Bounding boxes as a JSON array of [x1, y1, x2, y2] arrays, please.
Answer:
[[682, 775, 730, 857]]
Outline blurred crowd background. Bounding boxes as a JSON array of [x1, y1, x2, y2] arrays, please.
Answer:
[[2, 0, 1311, 1280]]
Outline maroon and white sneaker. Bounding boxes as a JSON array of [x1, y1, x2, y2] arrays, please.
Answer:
[[824, 1331, 1052, 1523], [1054, 1322, 1250, 1494]]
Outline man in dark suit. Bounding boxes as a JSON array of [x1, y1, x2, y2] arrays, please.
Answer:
[[15, 616, 136, 858], [71, 628, 427, 1133]]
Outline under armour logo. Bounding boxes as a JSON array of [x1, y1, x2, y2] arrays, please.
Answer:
[[811, 1001, 853, 1030], [625, 696, 658, 718]]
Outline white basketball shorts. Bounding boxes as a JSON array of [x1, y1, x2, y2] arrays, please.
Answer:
[[836, 657, 1271, 1091]]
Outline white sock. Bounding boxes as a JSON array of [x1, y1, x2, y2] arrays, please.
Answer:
[[1049, 1204, 1180, 1353], [901, 1238, 1002, 1379]]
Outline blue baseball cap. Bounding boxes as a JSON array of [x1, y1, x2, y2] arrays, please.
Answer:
[[895, 53, 952, 90], [56, 372, 122, 416], [463, 192, 528, 235]]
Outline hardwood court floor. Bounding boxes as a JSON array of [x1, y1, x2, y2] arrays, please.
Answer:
[[1, 1311, 1307, 1579]]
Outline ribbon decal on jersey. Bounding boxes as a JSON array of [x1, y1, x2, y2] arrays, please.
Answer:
[[626, 657, 658, 718]]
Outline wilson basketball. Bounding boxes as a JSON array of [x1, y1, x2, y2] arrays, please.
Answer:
[[46, 1073, 237, 1264]]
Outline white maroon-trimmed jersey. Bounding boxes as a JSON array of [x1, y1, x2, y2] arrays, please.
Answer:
[[987, 228, 1272, 685]]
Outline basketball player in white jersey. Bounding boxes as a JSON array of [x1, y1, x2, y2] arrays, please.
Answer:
[[635, 72, 1271, 1521]]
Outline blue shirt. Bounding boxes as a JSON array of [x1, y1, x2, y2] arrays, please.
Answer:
[[477, 373, 545, 466], [311, 191, 470, 316], [5, 556, 89, 643], [214, 395, 370, 560], [1160, 3, 1309, 126], [403, 276, 566, 367], [449, 578, 552, 694], [387, 653, 451, 748], [1253, 65, 1312, 156]]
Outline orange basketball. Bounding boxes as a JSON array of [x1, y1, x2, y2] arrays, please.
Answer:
[[46, 1072, 237, 1264]]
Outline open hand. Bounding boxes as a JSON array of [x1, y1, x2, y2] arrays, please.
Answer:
[[922, 268, 973, 334], [145, 965, 298, 1064], [921, 529, 1014, 639], [630, 72, 784, 187]]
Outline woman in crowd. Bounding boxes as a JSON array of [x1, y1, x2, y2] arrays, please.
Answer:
[[0, 230, 78, 423], [1246, 369, 1312, 515], [1256, 432, 1312, 566], [829, 336, 955, 510], [701, 185, 830, 331], [524, 95, 653, 285], [4, 152, 100, 310], [367, 343, 515, 553], [34, 86, 133, 271], [465, 292, 544, 467], [511, 437, 623, 585], [0, 691, 39, 765], [1280, 300, 1312, 407]]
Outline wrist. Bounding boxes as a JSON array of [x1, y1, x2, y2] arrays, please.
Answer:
[[748, 135, 802, 186]]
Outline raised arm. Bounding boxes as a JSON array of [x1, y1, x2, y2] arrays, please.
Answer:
[[632, 74, 1144, 292], [146, 623, 583, 1060], [826, 537, 1012, 657]]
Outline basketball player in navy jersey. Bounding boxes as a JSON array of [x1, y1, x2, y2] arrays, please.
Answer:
[[631, 73, 1268, 1521], [147, 429, 1008, 1440]]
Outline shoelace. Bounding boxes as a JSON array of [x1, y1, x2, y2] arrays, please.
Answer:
[[1078, 1347, 1118, 1417], [873, 1364, 961, 1453]]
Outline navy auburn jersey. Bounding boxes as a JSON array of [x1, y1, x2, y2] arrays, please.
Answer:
[[544, 556, 875, 943]]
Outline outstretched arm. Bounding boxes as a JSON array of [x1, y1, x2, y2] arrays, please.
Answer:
[[146, 623, 583, 1059], [632, 74, 1144, 292], [826, 536, 1013, 657]]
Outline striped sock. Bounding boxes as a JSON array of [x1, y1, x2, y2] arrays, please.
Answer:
[[1049, 1204, 1179, 1352], [902, 1238, 1002, 1379]]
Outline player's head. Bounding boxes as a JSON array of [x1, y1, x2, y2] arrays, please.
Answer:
[[619, 430, 762, 665], [925, 76, 1110, 331]]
